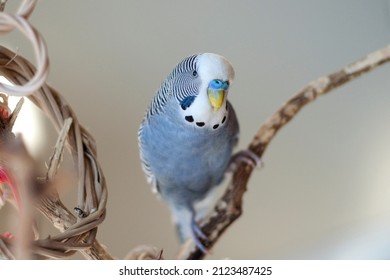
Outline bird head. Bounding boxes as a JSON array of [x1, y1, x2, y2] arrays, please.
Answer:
[[176, 53, 235, 129]]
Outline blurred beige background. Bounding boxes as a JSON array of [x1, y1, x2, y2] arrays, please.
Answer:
[[1, 0, 390, 259]]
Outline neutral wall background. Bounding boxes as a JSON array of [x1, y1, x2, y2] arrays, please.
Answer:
[[1, 0, 390, 259]]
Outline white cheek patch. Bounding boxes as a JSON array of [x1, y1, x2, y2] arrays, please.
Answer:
[[180, 94, 228, 130]]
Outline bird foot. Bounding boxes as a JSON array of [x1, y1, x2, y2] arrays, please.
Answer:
[[227, 149, 263, 173], [191, 219, 210, 254]]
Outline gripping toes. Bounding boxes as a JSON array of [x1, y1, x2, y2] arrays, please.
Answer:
[[228, 149, 263, 172], [190, 216, 209, 254]]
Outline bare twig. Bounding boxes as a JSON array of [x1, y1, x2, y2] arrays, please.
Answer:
[[125, 245, 164, 260], [0, 0, 7, 13], [46, 117, 72, 181], [37, 190, 113, 260], [182, 45, 390, 259], [8, 97, 24, 129], [0, 0, 48, 96]]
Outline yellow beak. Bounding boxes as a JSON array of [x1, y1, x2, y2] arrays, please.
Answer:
[[207, 88, 225, 111]]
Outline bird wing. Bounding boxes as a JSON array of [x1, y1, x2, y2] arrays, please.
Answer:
[[138, 119, 159, 194]]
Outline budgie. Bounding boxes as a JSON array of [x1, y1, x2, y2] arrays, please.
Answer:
[[138, 53, 257, 252]]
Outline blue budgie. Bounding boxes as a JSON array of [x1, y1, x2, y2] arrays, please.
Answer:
[[138, 53, 257, 252]]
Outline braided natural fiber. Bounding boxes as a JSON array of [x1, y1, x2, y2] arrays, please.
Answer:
[[0, 0, 110, 259]]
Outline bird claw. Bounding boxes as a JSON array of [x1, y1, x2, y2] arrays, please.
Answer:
[[192, 219, 207, 240], [227, 149, 263, 172], [191, 218, 210, 254]]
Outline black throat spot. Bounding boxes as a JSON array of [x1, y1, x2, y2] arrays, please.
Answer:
[[185, 115, 194, 122]]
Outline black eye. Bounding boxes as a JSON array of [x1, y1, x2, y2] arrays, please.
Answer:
[[192, 70, 198, 77]]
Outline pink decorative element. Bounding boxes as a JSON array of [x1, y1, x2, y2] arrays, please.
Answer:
[[0, 166, 21, 208], [1, 232, 14, 239]]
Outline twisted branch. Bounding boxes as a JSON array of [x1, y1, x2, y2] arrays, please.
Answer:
[[0, 46, 113, 259], [0, 0, 112, 259], [0, 0, 48, 96]]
